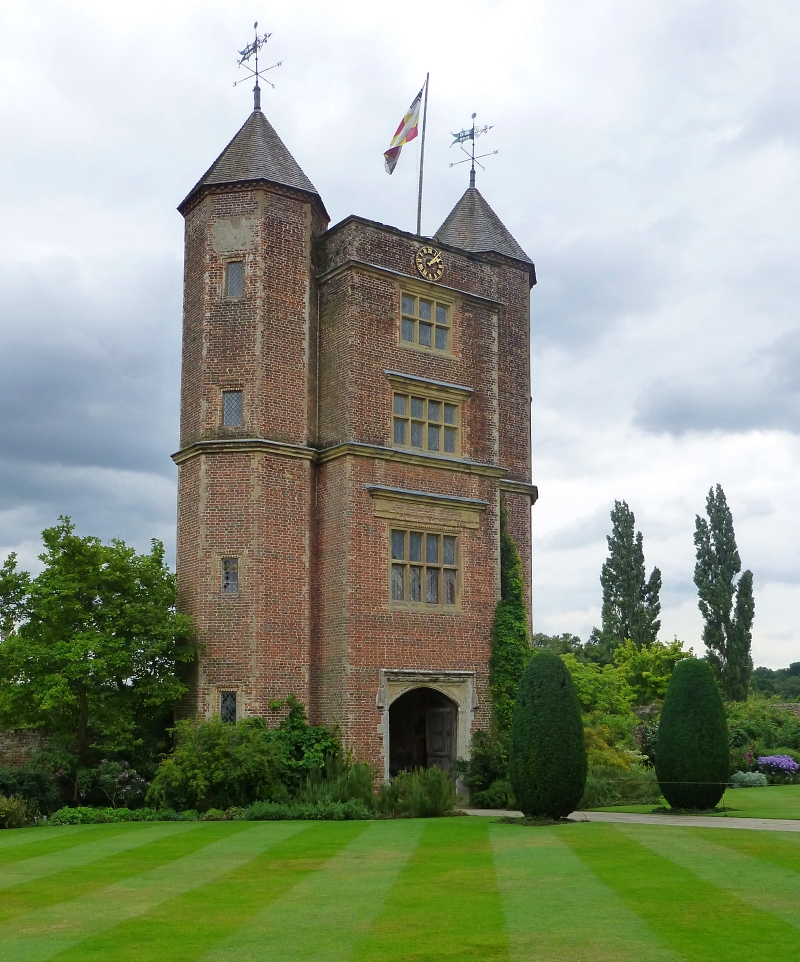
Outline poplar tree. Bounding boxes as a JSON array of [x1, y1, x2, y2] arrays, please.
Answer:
[[600, 501, 662, 652], [694, 484, 755, 701]]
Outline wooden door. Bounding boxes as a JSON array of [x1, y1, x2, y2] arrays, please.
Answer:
[[426, 706, 454, 770]]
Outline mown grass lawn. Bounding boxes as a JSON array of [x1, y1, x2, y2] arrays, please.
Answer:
[[0, 816, 798, 961], [595, 783, 800, 818]]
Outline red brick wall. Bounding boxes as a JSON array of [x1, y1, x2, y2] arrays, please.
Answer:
[[176, 178, 534, 766]]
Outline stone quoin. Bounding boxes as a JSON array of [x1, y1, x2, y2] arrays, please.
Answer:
[[173, 103, 537, 778]]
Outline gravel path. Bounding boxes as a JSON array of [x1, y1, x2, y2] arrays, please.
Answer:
[[461, 808, 800, 832]]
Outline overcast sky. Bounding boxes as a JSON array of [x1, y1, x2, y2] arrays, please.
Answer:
[[1, 1, 799, 668]]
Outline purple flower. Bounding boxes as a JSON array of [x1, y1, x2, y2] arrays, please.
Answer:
[[757, 755, 799, 774]]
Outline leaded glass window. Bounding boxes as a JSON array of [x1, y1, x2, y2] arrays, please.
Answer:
[[400, 294, 451, 352], [222, 391, 243, 427], [220, 691, 237, 723], [225, 261, 244, 298], [392, 393, 459, 456], [389, 530, 459, 608], [222, 557, 239, 594]]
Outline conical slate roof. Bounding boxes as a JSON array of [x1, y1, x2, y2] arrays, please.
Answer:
[[179, 109, 324, 214], [434, 186, 532, 265]]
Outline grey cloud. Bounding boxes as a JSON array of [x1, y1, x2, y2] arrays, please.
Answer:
[[0, 256, 181, 477], [537, 505, 612, 552], [532, 232, 670, 348], [634, 328, 800, 436], [0, 254, 181, 563]]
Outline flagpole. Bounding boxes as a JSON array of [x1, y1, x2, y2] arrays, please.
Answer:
[[416, 73, 429, 236]]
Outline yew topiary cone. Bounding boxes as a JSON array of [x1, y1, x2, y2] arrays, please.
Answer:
[[509, 649, 587, 818], [656, 657, 730, 810]]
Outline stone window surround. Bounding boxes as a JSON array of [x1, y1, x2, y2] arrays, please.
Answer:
[[209, 685, 243, 722], [389, 528, 460, 609], [375, 669, 478, 781], [400, 289, 453, 354], [384, 370, 472, 460], [223, 258, 245, 300]]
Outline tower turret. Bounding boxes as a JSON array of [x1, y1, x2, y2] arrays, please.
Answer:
[[174, 107, 328, 721]]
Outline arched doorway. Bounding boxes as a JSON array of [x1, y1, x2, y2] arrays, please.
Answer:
[[389, 687, 457, 777]]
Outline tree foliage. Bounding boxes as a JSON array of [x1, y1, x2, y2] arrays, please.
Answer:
[[656, 658, 730, 809], [600, 501, 661, 652], [0, 518, 197, 770], [509, 650, 587, 818], [694, 485, 755, 701], [488, 503, 530, 737], [612, 637, 691, 705], [561, 654, 634, 716]]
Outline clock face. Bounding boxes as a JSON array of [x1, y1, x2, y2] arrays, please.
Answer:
[[415, 245, 444, 282]]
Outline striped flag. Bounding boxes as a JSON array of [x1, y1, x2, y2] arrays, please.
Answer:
[[384, 88, 423, 174]]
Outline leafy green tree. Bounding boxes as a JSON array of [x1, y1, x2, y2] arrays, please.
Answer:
[[752, 663, 800, 701], [694, 485, 755, 701], [0, 554, 29, 641], [0, 518, 196, 772], [613, 637, 691, 705], [600, 501, 661, 652], [489, 503, 531, 736], [533, 632, 584, 656], [509, 650, 587, 818], [561, 654, 634, 716], [656, 658, 730, 809]]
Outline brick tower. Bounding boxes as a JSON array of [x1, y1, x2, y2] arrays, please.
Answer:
[[174, 102, 536, 777]]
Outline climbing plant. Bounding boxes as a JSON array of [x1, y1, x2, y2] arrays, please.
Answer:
[[489, 502, 531, 737]]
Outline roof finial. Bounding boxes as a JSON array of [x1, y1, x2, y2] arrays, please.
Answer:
[[450, 112, 498, 186], [234, 22, 281, 111]]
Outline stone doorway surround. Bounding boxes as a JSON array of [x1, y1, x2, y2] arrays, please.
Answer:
[[376, 669, 478, 780]]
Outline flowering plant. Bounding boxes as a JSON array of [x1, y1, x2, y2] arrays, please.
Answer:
[[757, 755, 800, 783], [95, 760, 149, 809]]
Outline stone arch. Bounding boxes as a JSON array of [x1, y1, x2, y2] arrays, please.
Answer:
[[376, 669, 477, 780]]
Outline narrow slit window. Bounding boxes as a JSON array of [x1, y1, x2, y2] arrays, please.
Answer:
[[220, 691, 237, 723], [389, 529, 458, 608], [225, 261, 244, 298], [222, 557, 239, 594], [222, 391, 243, 427]]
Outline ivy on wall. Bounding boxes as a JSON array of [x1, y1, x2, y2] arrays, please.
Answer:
[[489, 501, 531, 737]]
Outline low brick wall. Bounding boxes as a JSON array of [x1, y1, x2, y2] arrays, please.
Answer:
[[0, 729, 49, 767]]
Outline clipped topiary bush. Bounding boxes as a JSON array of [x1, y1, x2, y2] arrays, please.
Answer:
[[509, 650, 587, 818], [656, 658, 730, 809]]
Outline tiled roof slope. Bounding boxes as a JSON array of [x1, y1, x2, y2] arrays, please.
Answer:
[[434, 186, 532, 265], [179, 110, 322, 213]]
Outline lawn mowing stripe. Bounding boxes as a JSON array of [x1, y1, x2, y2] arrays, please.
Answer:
[[0, 827, 95, 855], [563, 823, 798, 962], [351, 817, 509, 962], [0, 827, 111, 865], [0, 822, 197, 891], [48, 821, 368, 962], [682, 824, 800, 875], [0, 821, 305, 962], [199, 819, 424, 962], [619, 824, 800, 930], [0, 821, 249, 928], [490, 823, 685, 962]]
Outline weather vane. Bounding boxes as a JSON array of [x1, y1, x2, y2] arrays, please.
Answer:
[[234, 22, 281, 110], [449, 113, 498, 186]]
